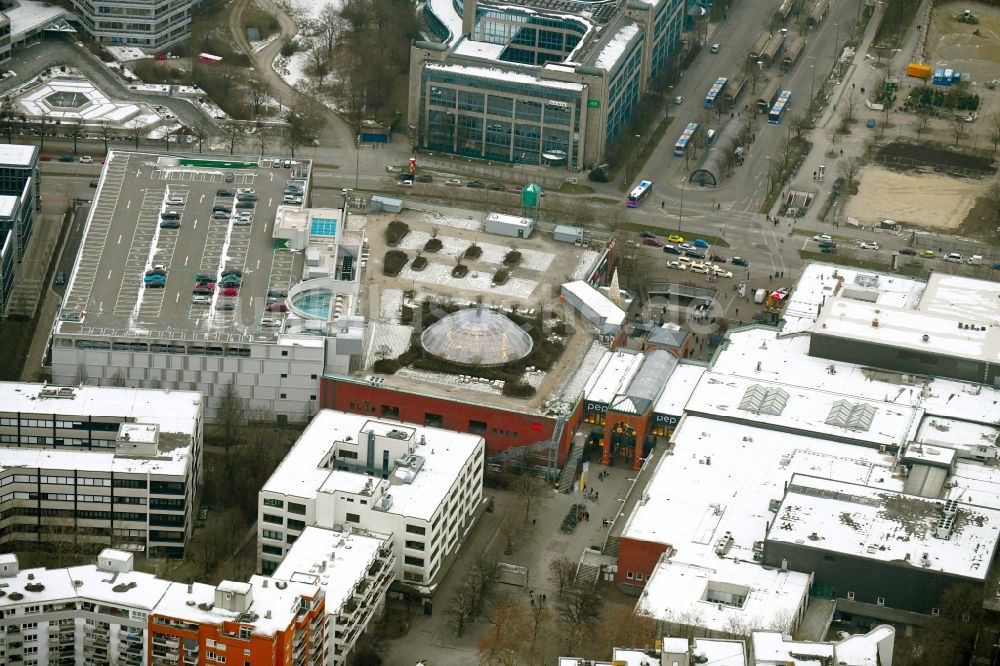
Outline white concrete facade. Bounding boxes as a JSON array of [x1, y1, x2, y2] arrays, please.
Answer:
[[258, 411, 485, 592]]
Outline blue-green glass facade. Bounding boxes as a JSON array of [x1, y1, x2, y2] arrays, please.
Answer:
[[0, 230, 13, 332], [604, 34, 644, 140]]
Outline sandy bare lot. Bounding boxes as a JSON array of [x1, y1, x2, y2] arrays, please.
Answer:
[[844, 166, 990, 229]]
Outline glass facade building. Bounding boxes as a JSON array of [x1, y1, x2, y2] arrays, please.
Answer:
[[412, 0, 685, 167]]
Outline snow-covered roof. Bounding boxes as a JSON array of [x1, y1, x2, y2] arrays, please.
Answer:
[[273, 526, 388, 614], [768, 474, 1000, 580], [621, 415, 903, 549], [0, 143, 36, 168], [583, 349, 644, 404], [425, 63, 586, 91], [6, 1, 72, 40], [426, 0, 464, 43], [263, 410, 483, 521], [0, 443, 193, 477], [684, 370, 918, 449], [752, 632, 833, 665], [0, 382, 202, 435], [636, 557, 811, 634], [652, 362, 706, 416], [593, 20, 641, 71], [453, 38, 506, 60], [918, 272, 1000, 325], [814, 296, 1000, 364], [0, 195, 17, 218], [562, 280, 627, 331]]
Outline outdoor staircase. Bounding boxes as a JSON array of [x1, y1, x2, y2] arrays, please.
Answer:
[[557, 430, 584, 492], [574, 560, 600, 586], [603, 535, 621, 557]]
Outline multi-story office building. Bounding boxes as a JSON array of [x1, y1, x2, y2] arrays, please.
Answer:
[[0, 382, 203, 558], [64, 0, 196, 51], [0, 229, 13, 332], [273, 526, 395, 665], [0, 549, 327, 666], [409, 0, 685, 167], [258, 410, 485, 592], [49, 152, 365, 421], [0, 143, 42, 210]]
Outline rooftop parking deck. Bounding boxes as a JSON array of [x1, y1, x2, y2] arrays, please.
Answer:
[[57, 151, 311, 342]]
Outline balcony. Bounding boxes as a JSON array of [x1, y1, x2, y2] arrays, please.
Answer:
[[152, 635, 179, 649]]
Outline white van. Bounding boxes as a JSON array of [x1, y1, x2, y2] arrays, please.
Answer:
[[967, 254, 983, 265], [706, 129, 716, 145], [754, 288, 767, 304]]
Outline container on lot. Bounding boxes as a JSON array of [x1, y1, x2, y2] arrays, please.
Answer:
[[754, 288, 767, 304], [553, 225, 585, 244]]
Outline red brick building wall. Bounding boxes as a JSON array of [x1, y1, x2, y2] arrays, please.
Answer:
[[616, 537, 669, 585], [321, 377, 581, 465]]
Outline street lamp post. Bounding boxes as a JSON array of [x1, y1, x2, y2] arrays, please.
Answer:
[[354, 134, 361, 190], [765, 155, 772, 194], [630, 134, 641, 185], [834, 23, 840, 76], [678, 176, 686, 233], [810, 64, 816, 105]]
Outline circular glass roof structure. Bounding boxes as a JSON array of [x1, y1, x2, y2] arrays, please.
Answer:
[[420, 307, 533, 367]]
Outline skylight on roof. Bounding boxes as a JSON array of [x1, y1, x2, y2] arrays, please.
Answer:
[[738, 385, 789, 416], [825, 399, 877, 432]]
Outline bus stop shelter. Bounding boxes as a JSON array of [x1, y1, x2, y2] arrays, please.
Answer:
[[689, 121, 743, 187]]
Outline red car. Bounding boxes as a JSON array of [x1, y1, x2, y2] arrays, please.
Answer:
[[266, 302, 288, 313], [710, 254, 727, 263], [39, 154, 51, 161], [643, 237, 663, 247], [193, 285, 214, 294], [220, 288, 239, 297]]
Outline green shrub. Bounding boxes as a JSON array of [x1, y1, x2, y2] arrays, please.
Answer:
[[383, 250, 408, 276], [400, 306, 414, 325], [386, 220, 410, 246], [503, 251, 522, 266], [464, 244, 482, 260], [452, 264, 469, 278], [502, 381, 536, 398], [412, 256, 428, 271], [493, 269, 510, 284], [424, 238, 443, 252], [279, 41, 296, 58], [373, 358, 401, 374], [552, 321, 568, 335]]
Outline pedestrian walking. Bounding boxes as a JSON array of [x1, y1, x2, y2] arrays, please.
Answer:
[[542, 594, 546, 602]]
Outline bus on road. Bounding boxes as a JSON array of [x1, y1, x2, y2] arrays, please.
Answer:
[[768, 90, 791, 124], [626, 180, 653, 207], [673, 122, 699, 156], [704, 77, 728, 108]]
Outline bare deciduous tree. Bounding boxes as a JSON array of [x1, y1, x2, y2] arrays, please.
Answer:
[[951, 113, 969, 146], [548, 556, 577, 596], [913, 108, 932, 140]]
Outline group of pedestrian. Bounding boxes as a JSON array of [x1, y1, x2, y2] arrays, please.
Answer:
[[585, 487, 600, 501], [598, 470, 609, 481]]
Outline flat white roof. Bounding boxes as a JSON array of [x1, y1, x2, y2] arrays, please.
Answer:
[[6, 0, 71, 41], [918, 272, 1000, 325], [272, 526, 386, 613], [0, 195, 17, 218], [636, 557, 811, 634], [621, 416, 902, 550], [752, 632, 833, 664], [780, 262, 925, 334], [425, 0, 463, 42], [66, 563, 172, 610], [915, 415, 999, 455], [0, 143, 36, 168], [453, 38, 506, 60], [426, 63, 586, 91], [562, 280, 627, 327], [582, 349, 644, 404], [814, 296, 1000, 364], [0, 382, 202, 436], [486, 212, 532, 227], [263, 410, 483, 521], [0, 445, 193, 476], [769, 474, 1000, 580], [684, 370, 917, 449], [652, 363, 706, 415]]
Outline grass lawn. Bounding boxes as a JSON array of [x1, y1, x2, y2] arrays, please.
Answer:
[[558, 182, 595, 194]]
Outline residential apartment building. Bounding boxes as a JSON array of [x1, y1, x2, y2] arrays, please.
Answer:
[[0, 382, 203, 558], [258, 411, 485, 592], [65, 0, 196, 51], [273, 526, 395, 665], [0, 549, 326, 666], [410, 0, 685, 167]]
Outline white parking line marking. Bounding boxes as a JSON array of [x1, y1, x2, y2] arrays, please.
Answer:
[[117, 234, 122, 244]]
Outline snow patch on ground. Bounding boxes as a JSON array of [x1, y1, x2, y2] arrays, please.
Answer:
[[272, 53, 310, 89], [364, 322, 412, 368], [400, 261, 538, 299], [275, 0, 341, 22], [251, 33, 282, 54], [375, 288, 405, 322], [395, 368, 505, 395], [418, 212, 484, 231], [522, 368, 548, 389], [398, 232, 554, 272]]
